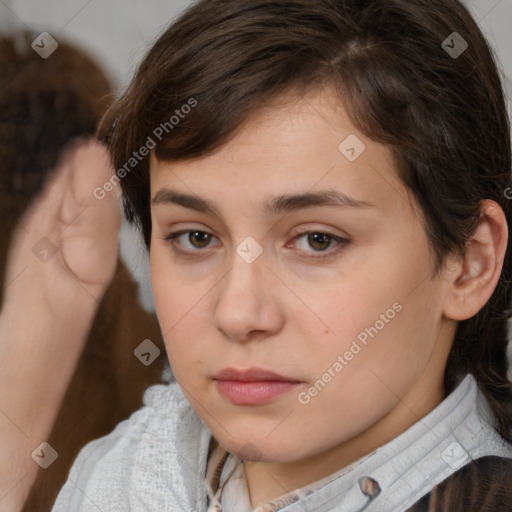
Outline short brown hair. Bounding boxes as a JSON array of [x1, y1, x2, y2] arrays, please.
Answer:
[[98, 0, 512, 440]]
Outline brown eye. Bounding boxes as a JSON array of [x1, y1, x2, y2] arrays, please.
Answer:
[[163, 230, 218, 252], [307, 233, 332, 251], [292, 231, 350, 260], [188, 231, 211, 248]]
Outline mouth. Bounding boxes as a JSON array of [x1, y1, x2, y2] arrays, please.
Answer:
[[213, 367, 302, 405]]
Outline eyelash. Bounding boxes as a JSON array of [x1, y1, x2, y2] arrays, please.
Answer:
[[162, 229, 350, 260]]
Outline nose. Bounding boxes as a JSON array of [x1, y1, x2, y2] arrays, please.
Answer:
[[213, 248, 284, 343]]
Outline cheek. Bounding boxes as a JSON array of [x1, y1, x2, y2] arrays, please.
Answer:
[[298, 238, 438, 374], [295, 293, 439, 441], [150, 247, 205, 327], [150, 252, 187, 342], [150, 249, 216, 378]]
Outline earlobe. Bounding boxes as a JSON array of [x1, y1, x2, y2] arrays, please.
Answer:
[[443, 200, 508, 321]]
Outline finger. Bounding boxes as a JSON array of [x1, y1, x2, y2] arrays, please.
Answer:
[[57, 138, 121, 287], [64, 136, 120, 209]]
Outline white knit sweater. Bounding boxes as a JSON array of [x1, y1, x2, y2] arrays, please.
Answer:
[[51, 374, 512, 512]]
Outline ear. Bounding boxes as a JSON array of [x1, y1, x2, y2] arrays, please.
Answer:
[[443, 200, 508, 321]]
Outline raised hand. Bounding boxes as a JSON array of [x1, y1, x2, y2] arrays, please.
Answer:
[[0, 137, 122, 511]]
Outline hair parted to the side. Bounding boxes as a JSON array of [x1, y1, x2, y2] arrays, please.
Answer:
[[98, 0, 512, 441]]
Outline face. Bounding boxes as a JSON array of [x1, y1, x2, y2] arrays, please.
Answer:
[[149, 88, 456, 474]]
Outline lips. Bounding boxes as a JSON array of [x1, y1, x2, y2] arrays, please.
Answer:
[[213, 367, 302, 405], [213, 367, 301, 383]]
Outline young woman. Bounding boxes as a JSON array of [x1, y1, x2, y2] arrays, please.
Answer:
[[48, 0, 512, 510]]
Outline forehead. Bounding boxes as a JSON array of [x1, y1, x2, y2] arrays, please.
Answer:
[[149, 87, 416, 217]]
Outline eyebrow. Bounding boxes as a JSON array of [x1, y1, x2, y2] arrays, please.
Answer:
[[152, 188, 375, 216]]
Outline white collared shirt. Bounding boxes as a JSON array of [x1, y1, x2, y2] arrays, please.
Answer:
[[52, 373, 512, 511]]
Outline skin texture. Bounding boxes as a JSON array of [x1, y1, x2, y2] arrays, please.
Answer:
[[149, 88, 507, 508]]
